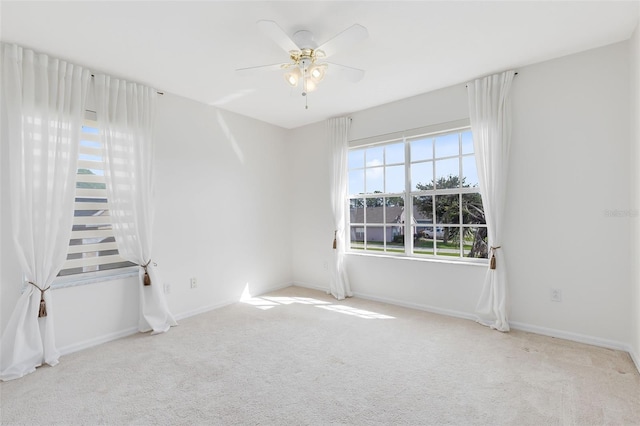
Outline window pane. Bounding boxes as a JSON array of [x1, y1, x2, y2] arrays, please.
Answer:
[[414, 233, 434, 255], [435, 227, 461, 257], [424, 225, 443, 240], [385, 142, 404, 164], [435, 133, 459, 158], [410, 138, 432, 162], [365, 167, 383, 193], [79, 153, 102, 162], [348, 149, 364, 169], [365, 226, 384, 251], [435, 194, 460, 224], [385, 165, 405, 193], [411, 161, 433, 191], [435, 158, 459, 188], [350, 226, 364, 250], [349, 170, 364, 196], [462, 156, 479, 188], [385, 201, 403, 225], [365, 146, 384, 167], [80, 139, 100, 148], [387, 226, 405, 252], [349, 199, 364, 223], [463, 227, 488, 258], [461, 193, 485, 225], [385, 196, 404, 208], [412, 195, 434, 223], [461, 131, 474, 154], [366, 198, 384, 223]]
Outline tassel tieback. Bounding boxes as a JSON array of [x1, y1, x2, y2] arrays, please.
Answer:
[[489, 246, 501, 270], [139, 259, 155, 286], [28, 282, 51, 318], [332, 230, 337, 250]]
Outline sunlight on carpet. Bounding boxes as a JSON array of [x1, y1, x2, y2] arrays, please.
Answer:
[[240, 290, 395, 319]]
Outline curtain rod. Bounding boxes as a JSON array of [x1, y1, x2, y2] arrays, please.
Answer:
[[90, 74, 164, 95]]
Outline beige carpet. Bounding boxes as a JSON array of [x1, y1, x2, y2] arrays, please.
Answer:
[[1, 286, 639, 425]]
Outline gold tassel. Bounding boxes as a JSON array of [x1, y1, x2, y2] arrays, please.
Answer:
[[332, 230, 337, 250], [140, 260, 153, 286], [489, 246, 501, 270], [38, 295, 47, 317], [28, 282, 49, 318]]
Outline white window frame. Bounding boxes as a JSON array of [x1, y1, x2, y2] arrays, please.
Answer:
[[347, 119, 488, 264]]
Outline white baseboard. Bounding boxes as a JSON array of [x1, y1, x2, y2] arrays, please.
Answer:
[[509, 321, 630, 352], [293, 281, 475, 321], [630, 349, 640, 374], [58, 326, 139, 356], [174, 281, 294, 321], [173, 299, 236, 321], [293, 281, 330, 294], [351, 289, 477, 322]]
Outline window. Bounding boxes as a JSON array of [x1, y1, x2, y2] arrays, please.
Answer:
[[348, 126, 488, 261], [56, 112, 135, 281]]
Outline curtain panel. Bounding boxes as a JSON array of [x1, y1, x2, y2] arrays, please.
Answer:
[[328, 117, 352, 300], [467, 70, 516, 332], [94, 76, 176, 334], [0, 44, 90, 380]]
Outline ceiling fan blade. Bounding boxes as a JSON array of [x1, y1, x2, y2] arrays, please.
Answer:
[[236, 63, 288, 76], [316, 24, 368, 59], [326, 62, 366, 83], [257, 20, 300, 53]]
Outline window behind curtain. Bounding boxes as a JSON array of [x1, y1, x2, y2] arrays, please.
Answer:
[[57, 111, 135, 280]]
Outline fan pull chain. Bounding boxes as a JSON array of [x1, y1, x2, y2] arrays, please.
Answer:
[[303, 65, 309, 109]]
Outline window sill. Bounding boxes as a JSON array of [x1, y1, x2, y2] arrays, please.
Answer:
[[50, 267, 139, 290], [345, 250, 488, 267]]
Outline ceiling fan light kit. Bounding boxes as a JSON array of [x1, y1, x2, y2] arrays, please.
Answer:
[[237, 20, 368, 110]]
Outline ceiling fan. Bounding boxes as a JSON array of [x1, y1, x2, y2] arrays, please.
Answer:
[[236, 20, 369, 109]]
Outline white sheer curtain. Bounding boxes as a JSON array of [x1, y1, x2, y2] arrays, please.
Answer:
[[328, 117, 352, 300], [94, 75, 176, 334], [0, 44, 89, 380], [467, 70, 516, 332]]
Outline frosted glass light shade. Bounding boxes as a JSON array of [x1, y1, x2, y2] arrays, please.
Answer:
[[284, 67, 302, 87]]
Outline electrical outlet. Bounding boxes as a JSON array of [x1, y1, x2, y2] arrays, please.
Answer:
[[164, 283, 171, 294], [323, 261, 328, 270], [550, 288, 562, 302], [190, 277, 197, 289]]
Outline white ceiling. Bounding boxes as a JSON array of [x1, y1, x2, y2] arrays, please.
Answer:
[[1, 1, 638, 129]]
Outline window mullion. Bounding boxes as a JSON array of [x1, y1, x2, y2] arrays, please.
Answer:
[[404, 137, 412, 255]]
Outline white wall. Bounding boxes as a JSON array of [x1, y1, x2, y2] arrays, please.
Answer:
[[0, 92, 292, 354], [291, 41, 633, 348], [506, 42, 630, 346], [153, 94, 292, 318]]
